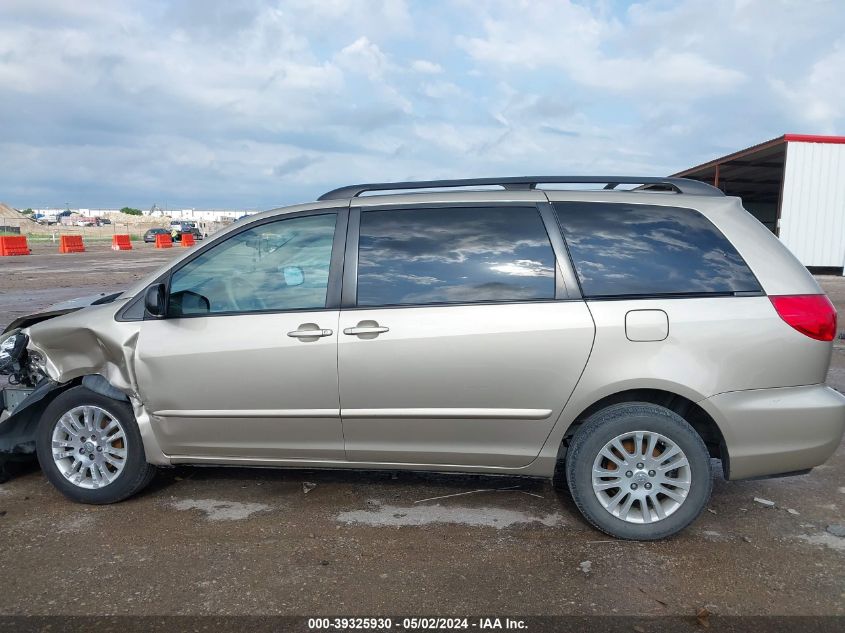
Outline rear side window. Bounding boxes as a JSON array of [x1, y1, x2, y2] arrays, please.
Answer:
[[554, 202, 761, 298], [356, 206, 556, 306]]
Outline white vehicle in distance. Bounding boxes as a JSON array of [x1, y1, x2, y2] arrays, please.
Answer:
[[170, 220, 196, 233]]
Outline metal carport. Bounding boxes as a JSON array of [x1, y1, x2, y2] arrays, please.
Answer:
[[673, 134, 845, 272]]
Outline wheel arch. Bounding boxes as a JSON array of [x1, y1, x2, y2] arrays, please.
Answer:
[[554, 388, 727, 479]]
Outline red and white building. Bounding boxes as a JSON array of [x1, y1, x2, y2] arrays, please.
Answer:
[[674, 134, 845, 272]]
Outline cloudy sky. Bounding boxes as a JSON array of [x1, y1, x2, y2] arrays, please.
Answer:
[[1, 0, 843, 210]]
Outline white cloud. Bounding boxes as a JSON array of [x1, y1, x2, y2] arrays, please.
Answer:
[[490, 260, 553, 277], [0, 0, 843, 209], [285, 0, 412, 37], [457, 1, 745, 100], [411, 59, 443, 74], [771, 39, 845, 132], [420, 81, 464, 100], [335, 36, 390, 78]]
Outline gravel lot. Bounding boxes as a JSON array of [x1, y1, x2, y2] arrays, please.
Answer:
[[0, 243, 843, 617]]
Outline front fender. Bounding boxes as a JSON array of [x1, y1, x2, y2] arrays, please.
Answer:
[[24, 299, 141, 396]]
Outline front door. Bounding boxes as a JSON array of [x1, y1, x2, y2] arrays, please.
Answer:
[[338, 204, 595, 467], [134, 211, 345, 460]]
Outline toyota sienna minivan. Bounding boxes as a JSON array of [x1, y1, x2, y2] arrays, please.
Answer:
[[1, 176, 843, 540]]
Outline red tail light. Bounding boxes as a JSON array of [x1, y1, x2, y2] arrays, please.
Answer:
[[769, 294, 837, 342]]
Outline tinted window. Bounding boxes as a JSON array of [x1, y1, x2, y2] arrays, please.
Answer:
[[168, 213, 336, 315], [357, 206, 556, 306], [554, 202, 761, 297]]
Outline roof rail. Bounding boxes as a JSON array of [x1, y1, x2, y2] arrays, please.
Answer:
[[317, 176, 724, 200]]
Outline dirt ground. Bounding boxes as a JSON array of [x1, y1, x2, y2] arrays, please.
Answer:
[[0, 243, 843, 618]]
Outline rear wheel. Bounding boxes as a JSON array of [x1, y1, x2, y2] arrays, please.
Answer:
[[565, 402, 712, 540], [36, 386, 156, 504]]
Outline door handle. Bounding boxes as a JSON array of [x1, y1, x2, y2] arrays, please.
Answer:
[[343, 325, 389, 336], [287, 327, 333, 338]]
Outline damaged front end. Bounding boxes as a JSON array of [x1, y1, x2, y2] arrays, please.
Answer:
[[0, 329, 52, 419], [0, 329, 42, 393], [0, 291, 153, 479], [0, 328, 58, 477]]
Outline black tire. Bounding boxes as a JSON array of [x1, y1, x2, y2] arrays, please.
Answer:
[[36, 386, 156, 504], [565, 402, 712, 540]]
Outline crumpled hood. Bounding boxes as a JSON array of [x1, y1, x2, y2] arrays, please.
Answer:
[[43, 292, 124, 312], [3, 292, 124, 334]]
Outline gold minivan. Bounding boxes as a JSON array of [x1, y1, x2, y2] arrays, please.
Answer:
[[2, 177, 843, 539]]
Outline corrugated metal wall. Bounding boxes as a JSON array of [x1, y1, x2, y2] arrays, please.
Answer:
[[779, 141, 845, 268]]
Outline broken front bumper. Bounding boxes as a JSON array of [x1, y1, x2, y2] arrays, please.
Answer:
[[0, 381, 63, 458], [0, 387, 35, 422]]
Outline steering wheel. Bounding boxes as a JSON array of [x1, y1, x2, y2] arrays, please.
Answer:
[[221, 273, 268, 312]]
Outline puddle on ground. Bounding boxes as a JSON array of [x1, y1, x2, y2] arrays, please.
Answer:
[[170, 498, 271, 521], [699, 529, 728, 542], [336, 502, 563, 529], [796, 532, 845, 552], [54, 514, 96, 534]]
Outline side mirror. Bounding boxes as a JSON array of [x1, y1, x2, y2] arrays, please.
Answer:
[[169, 290, 210, 316], [283, 266, 305, 287], [144, 283, 167, 319]]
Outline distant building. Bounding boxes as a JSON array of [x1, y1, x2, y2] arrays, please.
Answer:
[[169, 208, 261, 222], [29, 205, 261, 222], [33, 208, 119, 216]]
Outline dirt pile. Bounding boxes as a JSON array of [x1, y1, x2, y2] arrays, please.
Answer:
[[0, 202, 28, 221], [0, 202, 39, 233]]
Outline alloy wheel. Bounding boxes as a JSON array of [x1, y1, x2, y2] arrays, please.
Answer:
[[51, 405, 128, 489], [591, 430, 691, 524]]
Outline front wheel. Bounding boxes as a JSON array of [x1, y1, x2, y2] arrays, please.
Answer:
[[36, 386, 156, 504], [565, 402, 712, 540]]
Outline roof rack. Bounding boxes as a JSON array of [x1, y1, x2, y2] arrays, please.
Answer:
[[317, 176, 724, 201]]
